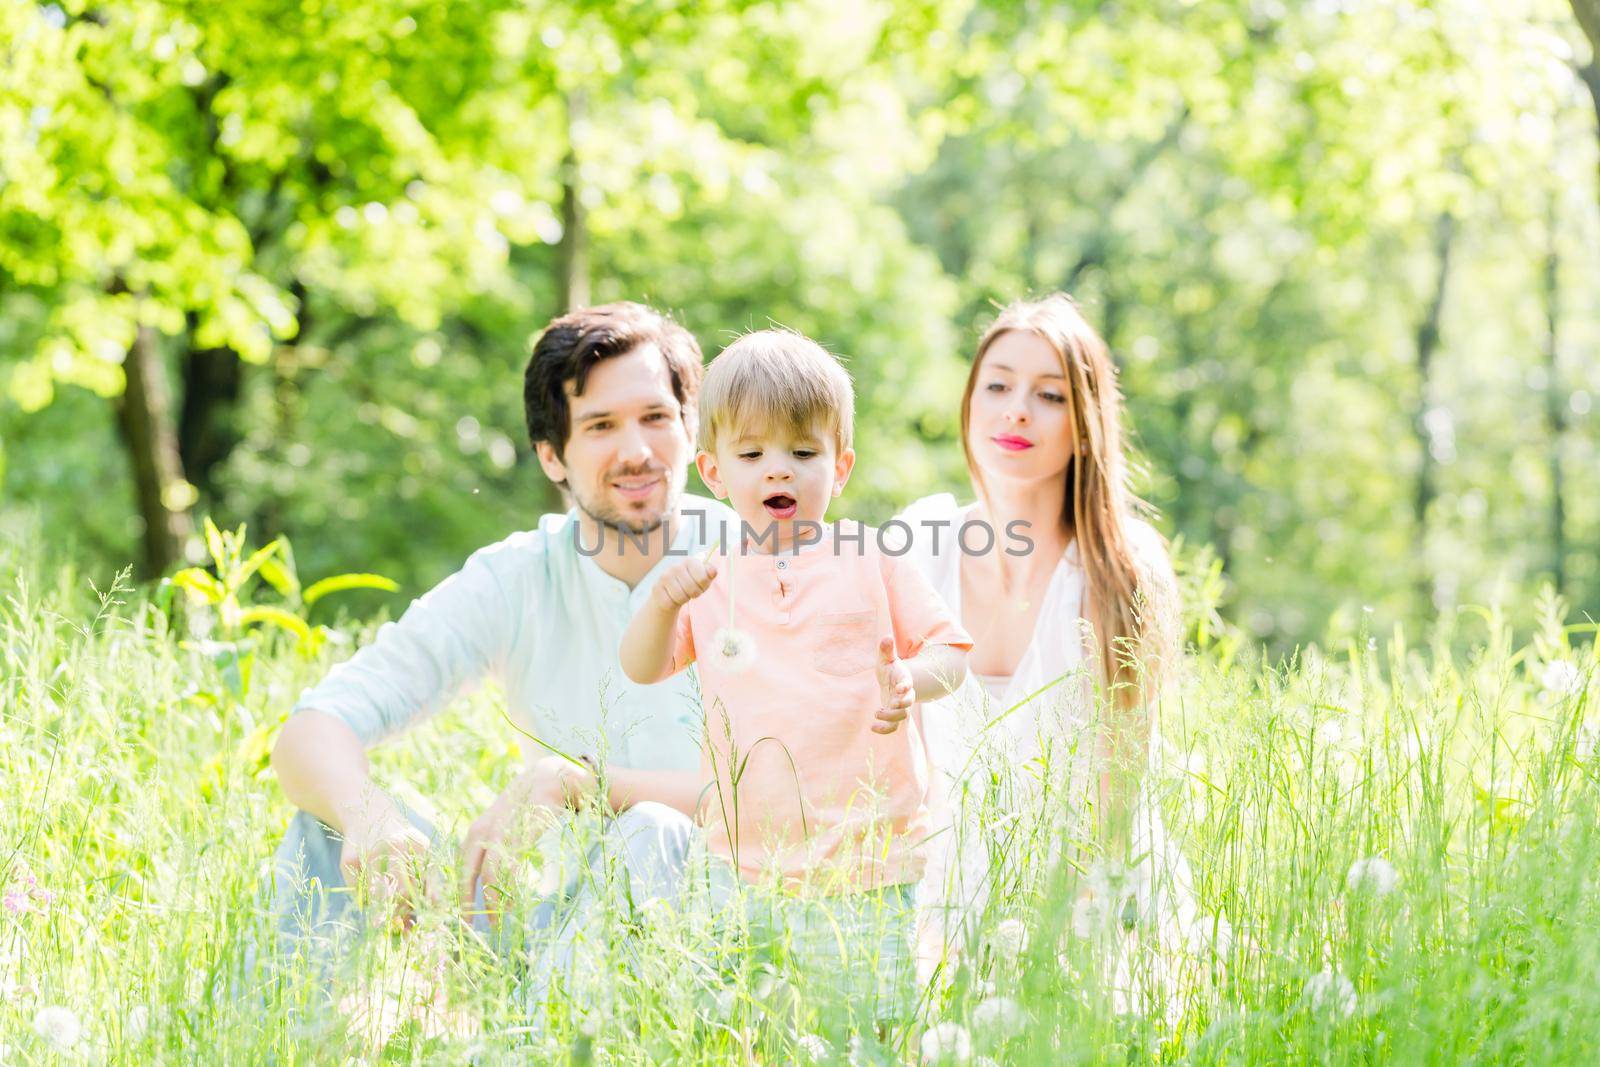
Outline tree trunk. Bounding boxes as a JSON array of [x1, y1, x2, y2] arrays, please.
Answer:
[[253, 278, 312, 540], [113, 318, 196, 577], [1061, 107, 1187, 294], [558, 90, 590, 312], [177, 322, 244, 497], [1412, 212, 1456, 614], [1570, 2, 1600, 206], [1542, 198, 1567, 595], [1168, 315, 1200, 548]]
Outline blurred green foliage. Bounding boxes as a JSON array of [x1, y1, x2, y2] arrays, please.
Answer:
[[2, 0, 1597, 651]]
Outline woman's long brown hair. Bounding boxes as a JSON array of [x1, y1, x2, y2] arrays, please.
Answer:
[[959, 294, 1177, 711]]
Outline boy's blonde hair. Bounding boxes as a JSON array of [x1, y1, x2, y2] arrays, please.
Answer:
[[698, 329, 854, 453]]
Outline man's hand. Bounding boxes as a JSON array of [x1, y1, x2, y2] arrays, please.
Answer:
[[651, 557, 718, 611], [873, 636, 915, 735], [458, 756, 597, 923], [338, 797, 436, 932]]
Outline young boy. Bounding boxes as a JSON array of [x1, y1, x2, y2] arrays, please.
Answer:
[[618, 329, 970, 1021]]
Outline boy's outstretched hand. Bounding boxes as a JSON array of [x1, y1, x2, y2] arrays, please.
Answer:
[[874, 636, 915, 734], [652, 556, 718, 611]]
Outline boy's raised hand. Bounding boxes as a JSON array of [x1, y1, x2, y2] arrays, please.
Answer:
[[873, 635, 915, 735], [652, 556, 718, 611]]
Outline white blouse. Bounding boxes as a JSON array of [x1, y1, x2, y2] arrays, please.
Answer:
[[893, 492, 1197, 956], [893, 492, 1097, 792]]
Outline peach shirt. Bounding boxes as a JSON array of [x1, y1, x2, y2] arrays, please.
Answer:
[[669, 523, 972, 893]]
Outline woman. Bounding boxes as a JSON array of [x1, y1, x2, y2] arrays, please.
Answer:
[[898, 294, 1196, 987]]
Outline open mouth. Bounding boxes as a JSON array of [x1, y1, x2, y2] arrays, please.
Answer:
[[762, 493, 798, 520]]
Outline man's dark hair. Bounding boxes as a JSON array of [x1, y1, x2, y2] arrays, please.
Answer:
[[523, 302, 703, 472]]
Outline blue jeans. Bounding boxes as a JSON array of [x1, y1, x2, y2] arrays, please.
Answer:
[[264, 801, 695, 992], [264, 801, 914, 1031]]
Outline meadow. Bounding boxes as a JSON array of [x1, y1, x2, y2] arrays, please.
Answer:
[[4, 520, 1599, 1065], [5, 0, 1600, 1061]]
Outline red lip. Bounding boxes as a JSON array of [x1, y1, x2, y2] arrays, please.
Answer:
[[992, 435, 1034, 452]]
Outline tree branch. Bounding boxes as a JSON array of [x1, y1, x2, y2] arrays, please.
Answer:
[[1062, 106, 1189, 292]]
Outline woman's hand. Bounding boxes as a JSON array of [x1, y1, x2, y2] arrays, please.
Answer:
[[458, 756, 597, 922]]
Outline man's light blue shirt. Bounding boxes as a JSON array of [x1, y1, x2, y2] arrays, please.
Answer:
[[291, 495, 735, 771]]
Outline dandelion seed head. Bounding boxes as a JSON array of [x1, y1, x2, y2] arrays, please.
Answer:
[[1188, 912, 1235, 959], [984, 918, 1029, 963], [796, 1032, 830, 1062], [1071, 893, 1108, 940], [699, 986, 737, 1026], [1541, 659, 1584, 700], [32, 1005, 83, 1050], [1346, 856, 1398, 897], [920, 1021, 973, 1064], [1072, 862, 1137, 939], [971, 996, 1026, 1044], [710, 627, 758, 674], [1576, 723, 1600, 763], [1304, 969, 1357, 1019], [1085, 860, 1135, 901]]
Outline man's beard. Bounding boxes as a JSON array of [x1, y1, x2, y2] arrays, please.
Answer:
[[569, 466, 681, 538]]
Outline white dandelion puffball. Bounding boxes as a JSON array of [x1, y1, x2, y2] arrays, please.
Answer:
[[1542, 659, 1584, 699], [796, 1033, 831, 1062], [126, 1004, 152, 1042], [1304, 969, 1358, 1019], [971, 996, 1026, 1044], [711, 627, 758, 673], [1085, 860, 1138, 908], [985, 918, 1029, 963], [920, 1022, 973, 1064], [1346, 856, 1399, 897], [32, 1005, 83, 1050], [1577, 724, 1600, 763], [1189, 912, 1235, 959], [1071, 892, 1109, 940]]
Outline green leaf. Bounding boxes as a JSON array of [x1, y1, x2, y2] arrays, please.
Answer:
[[303, 573, 400, 607], [257, 556, 300, 601], [172, 567, 226, 604], [203, 517, 227, 571], [234, 538, 282, 590], [237, 606, 312, 642]]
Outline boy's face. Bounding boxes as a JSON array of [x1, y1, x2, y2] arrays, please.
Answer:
[[696, 419, 855, 551]]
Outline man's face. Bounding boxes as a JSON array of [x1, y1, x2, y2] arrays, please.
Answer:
[[534, 343, 692, 535]]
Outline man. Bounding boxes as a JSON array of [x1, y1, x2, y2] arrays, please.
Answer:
[[269, 301, 733, 952]]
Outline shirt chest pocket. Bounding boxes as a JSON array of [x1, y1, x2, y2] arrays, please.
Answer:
[[811, 609, 880, 677]]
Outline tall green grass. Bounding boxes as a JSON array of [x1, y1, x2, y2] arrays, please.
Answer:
[[3, 524, 1597, 1063]]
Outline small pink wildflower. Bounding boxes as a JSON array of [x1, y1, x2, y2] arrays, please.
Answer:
[[2, 866, 53, 917]]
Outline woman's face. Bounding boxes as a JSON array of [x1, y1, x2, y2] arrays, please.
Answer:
[[967, 329, 1077, 488]]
